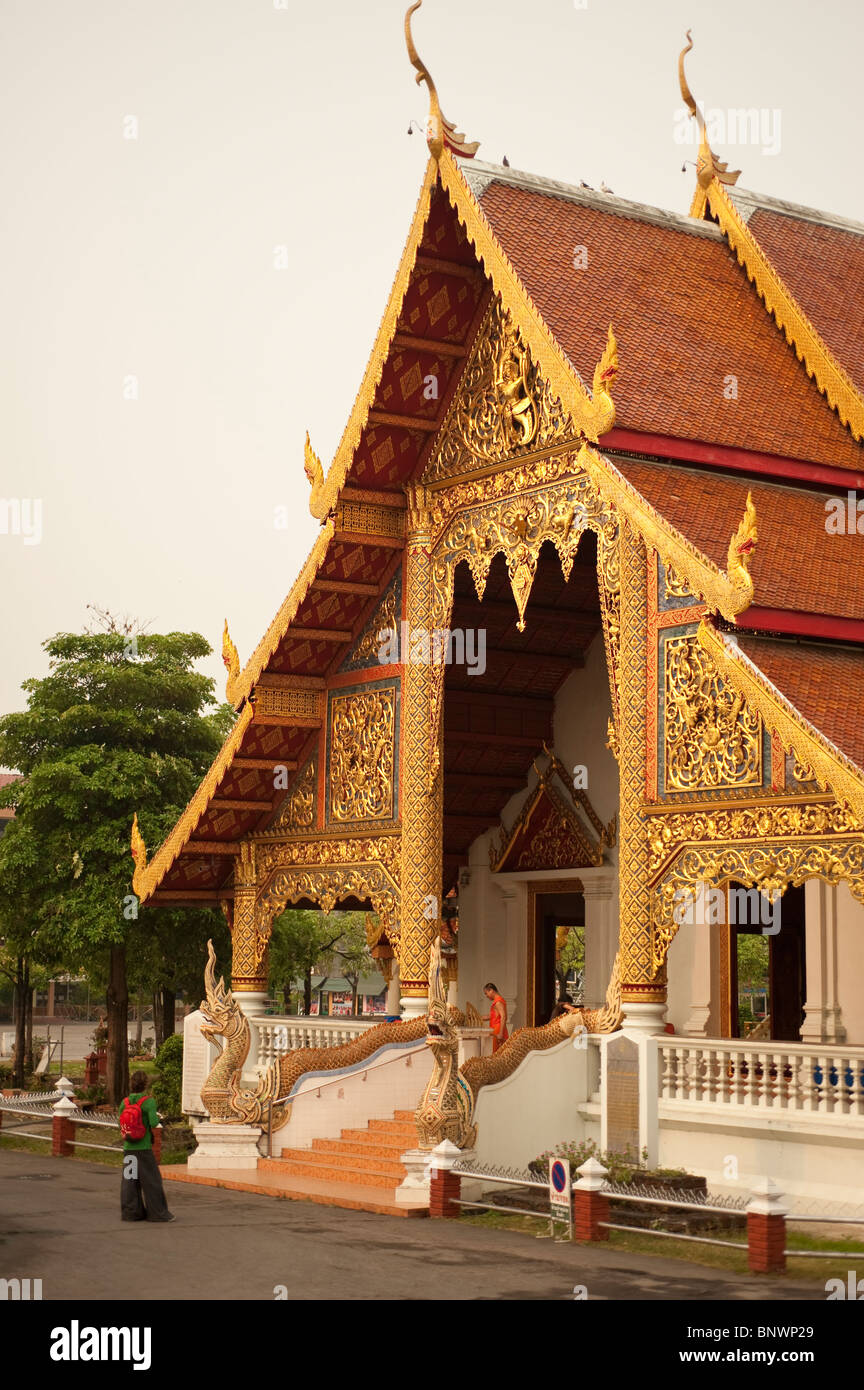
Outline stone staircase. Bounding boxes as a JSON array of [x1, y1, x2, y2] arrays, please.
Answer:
[[260, 1110, 417, 1191], [164, 1109, 427, 1218]]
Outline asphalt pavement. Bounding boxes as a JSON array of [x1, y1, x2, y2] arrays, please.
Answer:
[[0, 1150, 824, 1303]]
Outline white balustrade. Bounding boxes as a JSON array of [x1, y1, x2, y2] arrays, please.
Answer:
[[658, 1038, 864, 1119], [253, 1015, 381, 1067]]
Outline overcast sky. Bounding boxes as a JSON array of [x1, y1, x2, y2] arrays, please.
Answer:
[[1, 0, 861, 746]]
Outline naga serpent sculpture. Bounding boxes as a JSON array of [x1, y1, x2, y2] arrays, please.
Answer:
[[414, 938, 477, 1150]]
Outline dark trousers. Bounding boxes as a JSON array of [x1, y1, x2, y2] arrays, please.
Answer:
[[120, 1148, 172, 1222]]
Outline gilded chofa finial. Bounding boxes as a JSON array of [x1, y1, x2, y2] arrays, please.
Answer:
[[405, 1, 480, 161], [678, 30, 741, 191], [131, 813, 147, 896], [726, 491, 758, 614], [222, 620, 240, 701]]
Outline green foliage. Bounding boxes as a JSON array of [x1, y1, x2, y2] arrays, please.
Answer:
[[528, 1138, 690, 1183], [151, 1032, 183, 1116], [0, 625, 233, 983], [736, 932, 770, 990], [268, 909, 373, 1011]]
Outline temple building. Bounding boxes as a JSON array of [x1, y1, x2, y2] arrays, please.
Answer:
[[132, 14, 864, 1208]]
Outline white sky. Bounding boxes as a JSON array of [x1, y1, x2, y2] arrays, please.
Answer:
[[1, 0, 861, 742]]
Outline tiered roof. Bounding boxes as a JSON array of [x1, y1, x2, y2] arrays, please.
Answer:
[[134, 23, 864, 904]]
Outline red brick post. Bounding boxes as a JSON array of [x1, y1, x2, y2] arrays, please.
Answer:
[[428, 1139, 465, 1219], [152, 1126, 163, 1165], [746, 1177, 787, 1274], [573, 1157, 610, 1242], [51, 1096, 77, 1157]]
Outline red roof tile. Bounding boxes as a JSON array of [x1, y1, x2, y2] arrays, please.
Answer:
[[737, 636, 864, 771], [615, 456, 864, 621], [747, 207, 864, 399], [476, 178, 864, 471]]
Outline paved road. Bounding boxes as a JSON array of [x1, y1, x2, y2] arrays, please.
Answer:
[[0, 1151, 824, 1303]]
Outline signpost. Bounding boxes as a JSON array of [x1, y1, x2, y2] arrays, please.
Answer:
[[548, 1157, 572, 1240]]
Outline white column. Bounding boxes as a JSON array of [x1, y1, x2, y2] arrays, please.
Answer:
[[493, 879, 525, 1029], [386, 969, 401, 1016], [682, 883, 716, 1037], [581, 875, 615, 1005], [801, 880, 846, 1044]]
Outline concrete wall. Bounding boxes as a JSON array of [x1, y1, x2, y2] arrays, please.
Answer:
[[473, 1036, 595, 1169]]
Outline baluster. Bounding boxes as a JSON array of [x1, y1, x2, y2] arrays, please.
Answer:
[[849, 1054, 864, 1118], [660, 1045, 673, 1100], [700, 1046, 715, 1105], [816, 1054, 830, 1113]]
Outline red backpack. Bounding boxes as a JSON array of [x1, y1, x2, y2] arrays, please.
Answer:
[[119, 1095, 148, 1142]]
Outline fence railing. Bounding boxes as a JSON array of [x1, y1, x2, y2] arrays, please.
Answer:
[[253, 1015, 380, 1065], [659, 1038, 864, 1116], [0, 1089, 163, 1162]]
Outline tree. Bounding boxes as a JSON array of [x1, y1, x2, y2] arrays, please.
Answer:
[[268, 910, 373, 1015], [0, 618, 234, 1101]]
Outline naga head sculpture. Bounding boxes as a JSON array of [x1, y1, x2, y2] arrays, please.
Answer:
[[200, 939, 245, 1046], [425, 936, 458, 1051]]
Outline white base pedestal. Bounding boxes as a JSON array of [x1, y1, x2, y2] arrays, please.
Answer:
[[400, 995, 427, 1020], [188, 1121, 263, 1171], [395, 1147, 433, 1207]]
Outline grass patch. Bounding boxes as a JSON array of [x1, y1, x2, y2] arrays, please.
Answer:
[[458, 1208, 863, 1283]]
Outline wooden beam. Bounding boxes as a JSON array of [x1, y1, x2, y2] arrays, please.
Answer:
[[252, 714, 323, 729], [257, 673, 326, 689], [209, 798, 273, 812], [444, 731, 544, 749], [367, 410, 438, 433], [283, 627, 352, 643], [445, 689, 553, 715], [333, 530, 405, 551], [184, 841, 242, 855], [443, 813, 501, 825], [450, 599, 600, 625], [232, 757, 298, 771], [393, 333, 467, 358], [149, 891, 230, 903], [312, 579, 379, 596], [415, 254, 483, 282], [444, 771, 526, 789]]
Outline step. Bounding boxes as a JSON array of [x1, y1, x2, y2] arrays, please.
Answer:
[[163, 1165, 427, 1218], [311, 1137, 407, 1161], [268, 1157, 404, 1190], [367, 1118, 417, 1139], [278, 1147, 407, 1178]]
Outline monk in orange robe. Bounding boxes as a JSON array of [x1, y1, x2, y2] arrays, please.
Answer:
[[483, 982, 509, 1053]]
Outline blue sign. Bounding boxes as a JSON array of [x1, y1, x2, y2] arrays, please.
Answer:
[[551, 1160, 567, 1194]]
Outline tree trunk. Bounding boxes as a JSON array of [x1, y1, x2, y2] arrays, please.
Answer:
[[12, 956, 26, 1088], [152, 990, 162, 1052], [106, 944, 129, 1104], [134, 992, 143, 1050], [24, 969, 33, 1074], [155, 987, 175, 1050], [303, 966, 312, 1016]]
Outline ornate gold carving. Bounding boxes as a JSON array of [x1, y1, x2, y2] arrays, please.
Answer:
[[200, 941, 285, 1127], [617, 521, 658, 992], [341, 577, 400, 672], [664, 633, 762, 792], [404, 1, 480, 160], [726, 492, 758, 612], [491, 748, 609, 872], [304, 431, 324, 496], [222, 620, 240, 702], [414, 939, 477, 1150], [579, 445, 755, 622], [646, 800, 862, 879], [130, 813, 147, 898], [256, 833, 401, 944], [334, 499, 406, 541], [664, 563, 693, 601], [424, 300, 576, 483], [231, 842, 269, 992], [399, 484, 444, 992], [698, 621, 864, 822], [678, 30, 741, 195], [652, 839, 864, 974], [703, 180, 864, 443], [134, 701, 254, 905], [328, 687, 395, 822], [273, 758, 317, 833], [257, 684, 325, 722]]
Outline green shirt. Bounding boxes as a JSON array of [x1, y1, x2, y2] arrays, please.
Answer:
[[119, 1092, 160, 1151]]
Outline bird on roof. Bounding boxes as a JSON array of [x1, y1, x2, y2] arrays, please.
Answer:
[[600, 180, 614, 193], [502, 154, 510, 166], [579, 180, 593, 190]]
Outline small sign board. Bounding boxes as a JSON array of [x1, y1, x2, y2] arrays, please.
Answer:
[[549, 1157, 572, 1225]]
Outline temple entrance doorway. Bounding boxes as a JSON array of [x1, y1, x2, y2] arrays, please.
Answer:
[[530, 890, 585, 1027], [727, 883, 806, 1041]]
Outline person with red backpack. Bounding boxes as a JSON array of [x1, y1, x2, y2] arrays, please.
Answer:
[[119, 1070, 174, 1223]]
